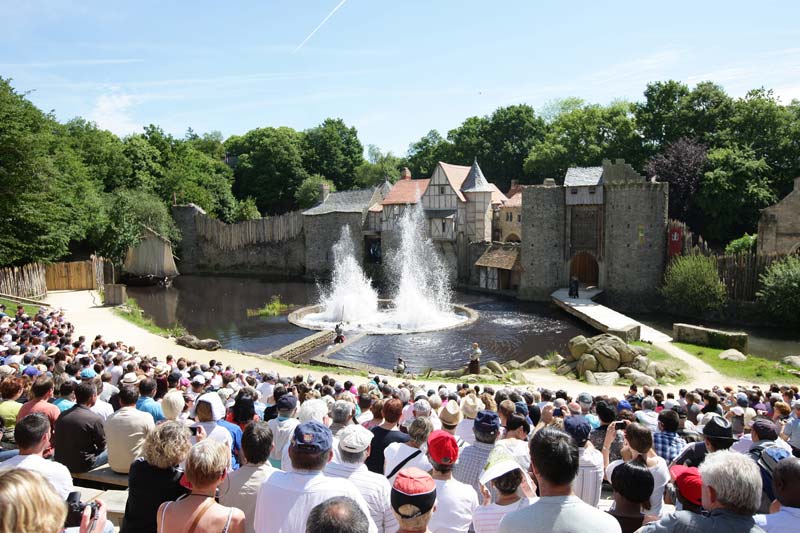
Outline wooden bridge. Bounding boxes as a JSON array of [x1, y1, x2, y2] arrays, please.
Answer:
[[551, 288, 671, 343]]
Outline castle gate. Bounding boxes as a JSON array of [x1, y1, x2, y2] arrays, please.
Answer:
[[570, 251, 598, 286]]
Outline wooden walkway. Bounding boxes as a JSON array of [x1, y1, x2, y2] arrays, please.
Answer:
[[551, 288, 672, 343]]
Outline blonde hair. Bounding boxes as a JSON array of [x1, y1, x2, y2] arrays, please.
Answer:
[[143, 421, 191, 469], [394, 506, 433, 531], [186, 439, 230, 488], [0, 469, 67, 533], [161, 391, 185, 421]]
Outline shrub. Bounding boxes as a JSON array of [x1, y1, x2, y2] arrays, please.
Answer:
[[757, 256, 800, 326], [725, 233, 757, 255], [661, 254, 727, 316]]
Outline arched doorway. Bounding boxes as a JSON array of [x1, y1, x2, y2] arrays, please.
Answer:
[[570, 252, 599, 286], [505, 233, 521, 243]]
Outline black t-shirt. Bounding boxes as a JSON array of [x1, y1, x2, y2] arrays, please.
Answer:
[[121, 458, 189, 533], [365, 426, 410, 474]]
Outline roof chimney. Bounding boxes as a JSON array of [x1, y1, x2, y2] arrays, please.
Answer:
[[400, 167, 412, 180], [319, 182, 331, 203]]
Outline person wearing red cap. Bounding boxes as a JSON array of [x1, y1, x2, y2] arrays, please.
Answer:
[[426, 430, 478, 532], [391, 467, 437, 533], [666, 465, 704, 515]]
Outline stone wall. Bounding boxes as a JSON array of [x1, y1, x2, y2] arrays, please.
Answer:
[[304, 212, 365, 278], [603, 181, 668, 309], [758, 177, 800, 256], [519, 183, 566, 300], [673, 323, 749, 352], [171, 205, 306, 276]]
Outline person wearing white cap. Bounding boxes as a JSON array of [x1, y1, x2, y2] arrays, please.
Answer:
[[325, 424, 398, 533], [192, 392, 233, 455]]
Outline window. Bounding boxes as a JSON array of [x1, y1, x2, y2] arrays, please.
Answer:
[[440, 186, 445, 195], [589, 187, 596, 194], [441, 220, 446, 233], [517, 214, 521, 222], [571, 188, 578, 195]]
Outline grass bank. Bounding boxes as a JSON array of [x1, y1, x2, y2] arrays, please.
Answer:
[[0, 297, 41, 317], [672, 341, 798, 383], [631, 341, 689, 384], [112, 298, 186, 338]]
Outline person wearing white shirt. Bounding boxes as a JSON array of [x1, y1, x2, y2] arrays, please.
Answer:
[[426, 430, 479, 533], [266, 394, 299, 469], [456, 395, 482, 447], [473, 447, 537, 533], [3, 413, 74, 499], [754, 456, 800, 533], [105, 385, 154, 474], [564, 415, 604, 507], [325, 424, 398, 533], [254, 421, 377, 533], [384, 417, 433, 482]]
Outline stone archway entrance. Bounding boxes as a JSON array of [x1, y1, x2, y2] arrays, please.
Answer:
[[570, 251, 599, 286]]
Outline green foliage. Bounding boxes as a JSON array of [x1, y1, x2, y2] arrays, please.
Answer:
[[246, 295, 292, 317], [673, 342, 798, 383], [725, 233, 758, 255], [406, 129, 450, 178], [295, 174, 336, 209], [757, 256, 800, 327], [302, 118, 364, 190], [231, 197, 261, 222], [353, 145, 404, 187], [661, 254, 727, 316]]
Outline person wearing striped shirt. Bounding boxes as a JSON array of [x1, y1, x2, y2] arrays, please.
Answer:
[[565, 415, 604, 507], [453, 411, 501, 498]]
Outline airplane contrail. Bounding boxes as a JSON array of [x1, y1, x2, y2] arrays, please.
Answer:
[[293, 0, 349, 53]]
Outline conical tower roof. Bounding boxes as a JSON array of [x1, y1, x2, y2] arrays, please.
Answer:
[[461, 158, 494, 192]]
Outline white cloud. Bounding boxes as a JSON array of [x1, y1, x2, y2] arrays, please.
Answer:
[[87, 92, 141, 136]]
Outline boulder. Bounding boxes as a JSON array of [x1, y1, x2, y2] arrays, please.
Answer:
[[633, 345, 650, 358], [521, 355, 547, 369], [616, 367, 632, 377], [781, 356, 800, 368], [556, 361, 578, 376], [719, 349, 747, 362], [568, 336, 592, 360], [505, 360, 522, 370], [176, 335, 221, 351], [577, 353, 599, 376], [645, 361, 669, 379], [486, 360, 506, 374], [505, 370, 527, 384], [463, 375, 481, 383], [631, 355, 651, 372], [593, 344, 621, 371], [626, 368, 658, 387], [548, 354, 565, 367], [480, 366, 493, 375], [586, 371, 620, 387]]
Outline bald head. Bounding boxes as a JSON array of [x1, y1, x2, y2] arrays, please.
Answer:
[[306, 496, 368, 533], [773, 457, 800, 508]]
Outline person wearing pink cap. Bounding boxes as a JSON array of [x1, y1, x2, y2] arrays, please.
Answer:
[[391, 467, 438, 533], [426, 430, 478, 532]]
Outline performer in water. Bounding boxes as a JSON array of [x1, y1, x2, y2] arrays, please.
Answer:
[[334, 322, 345, 344], [468, 342, 482, 374]]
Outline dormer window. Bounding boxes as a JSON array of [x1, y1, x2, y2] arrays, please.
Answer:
[[571, 188, 578, 195]]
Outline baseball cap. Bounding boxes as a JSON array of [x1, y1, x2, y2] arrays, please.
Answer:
[[191, 375, 206, 385], [80, 368, 97, 379], [736, 393, 749, 407], [439, 400, 462, 427], [617, 400, 632, 412], [577, 392, 593, 406], [338, 424, 374, 453], [276, 394, 298, 412], [670, 465, 702, 506], [292, 420, 333, 453], [427, 430, 459, 465], [514, 401, 529, 417], [474, 410, 501, 434], [391, 467, 437, 518], [751, 419, 779, 441], [564, 415, 592, 446]]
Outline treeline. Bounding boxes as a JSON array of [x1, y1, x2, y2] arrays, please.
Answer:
[[1, 77, 799, 267]]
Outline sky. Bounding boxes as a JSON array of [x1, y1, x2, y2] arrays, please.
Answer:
[[2, 0, 799, 155]]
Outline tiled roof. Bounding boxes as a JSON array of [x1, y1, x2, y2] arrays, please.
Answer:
[[302, 188, 376, 216], [506, 183, 524, 199], [462, 160, 494, 193], [564, 167, 603, 187], [489, 184, 508, 205], [381, 179, 430, 205], [475, 246, 520, 270], [437, 162, 471, 202], [503, 192, 522, 207]]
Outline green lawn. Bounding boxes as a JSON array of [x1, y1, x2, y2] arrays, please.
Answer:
[[672, 341, 798, 384], [631, 341, 688, 384], [0, 297, 41, 317]]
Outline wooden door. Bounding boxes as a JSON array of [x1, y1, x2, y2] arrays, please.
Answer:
[[570, 252, 598, 286]]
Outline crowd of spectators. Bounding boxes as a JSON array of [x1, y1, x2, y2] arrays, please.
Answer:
[[0, 303, 799, 532]]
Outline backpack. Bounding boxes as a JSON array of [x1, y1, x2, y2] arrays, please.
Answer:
[[749, 442, 791, 501]]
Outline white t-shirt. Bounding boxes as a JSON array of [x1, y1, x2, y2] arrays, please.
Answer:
[[427, 477, 479, 533], [267, 417, 300, 463], [573, 446, 604, 507], [606, 457, 669, 516], [90, 399, 114, 421], [256, 382, 274, 402], [254, 470, 377, 533], [3, 454, 74, 498], [383, 442, 431, 481], [473, 498, 534, 533], [455, 418, 476, 446]]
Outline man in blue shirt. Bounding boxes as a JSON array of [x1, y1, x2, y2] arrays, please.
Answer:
[[135, 378, 165, 423]]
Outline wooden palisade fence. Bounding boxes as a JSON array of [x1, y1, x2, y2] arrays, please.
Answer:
[[0, 263, 47, 299], [714, 252, 783, 302], [195, 210, 304, 251], [44, 255, 106, 291]]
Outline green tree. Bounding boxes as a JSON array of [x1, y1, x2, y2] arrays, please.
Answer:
[[302, 118, 364, 190], [406, 129, 451, 178], [634, 80, 692, 149], [62, 118, 131, 191], [231, 197, 261, 222], [232, 126, 309, 214], [294, 174, 336, 209], [757, 256, 800, 327], [724, 233, 757, 255], [121, 134, 163, 193], [661, 254, 727, 316], [186, 129, 226, 159], [353, 145, 404, 187]]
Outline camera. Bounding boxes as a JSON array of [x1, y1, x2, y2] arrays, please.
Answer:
[[65, 491, 99, 527]]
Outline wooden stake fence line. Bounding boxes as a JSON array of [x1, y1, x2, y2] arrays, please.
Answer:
[[714, 252, 781, 302], [194, 211, 304, 251], [0, 263, 47, 299]]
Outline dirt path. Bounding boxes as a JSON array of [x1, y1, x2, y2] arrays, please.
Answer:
[[45, 290, 734, 395]]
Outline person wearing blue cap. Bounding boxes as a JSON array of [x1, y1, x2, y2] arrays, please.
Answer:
[[564, 415, 604, 508], [453, 410, 501, 497], [253, 421, 378, 533]]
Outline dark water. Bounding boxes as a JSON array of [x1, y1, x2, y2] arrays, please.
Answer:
[[127, 276, 594, 370], [630, 313, 800, 361]]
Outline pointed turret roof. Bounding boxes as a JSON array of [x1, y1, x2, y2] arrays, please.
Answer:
[[462, 159, 494, 193]]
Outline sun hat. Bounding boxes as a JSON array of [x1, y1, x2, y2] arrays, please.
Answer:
[[700, 414, 736, 441], [461, 394, 482, 419], [120, 372, 141, 385], [438, 400, 462, 427]]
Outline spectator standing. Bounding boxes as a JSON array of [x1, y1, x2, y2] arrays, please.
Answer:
[[254, 421, 377, 533], [426, 430, 478, 533], [220, 421, 277, 533], [754, 456, 800, 532], [390, 468, 438, 533], [326, 424, 398, 533], [652, 410, 687, 464], [385, 417, 434, 482], [439, 399, 468, 449], [473, 447, 536, 533], [136, 378, 165, 423], [1, 413, 74, 498], [105, 385, 154, 474], [366, 398, 410, 474], [455, 394, 482, 447], [266, 394, 299, 469], [565, 415, 604, 507], [307, 497, 370, 533], [589, 401, 624, 462], [498, 428, 621, 533], [639, 450, 763, 533], [15, 375, 59, 456], [454, 410, 501, 497], [53, 381, 107, 473]]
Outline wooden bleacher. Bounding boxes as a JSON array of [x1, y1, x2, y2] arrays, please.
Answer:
[[72, 464, 129, 488]]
